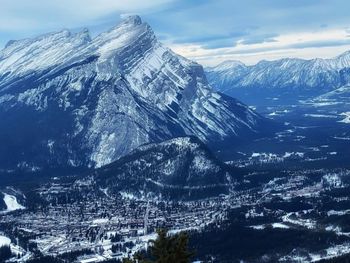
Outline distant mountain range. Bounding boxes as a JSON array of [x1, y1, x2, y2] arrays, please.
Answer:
[[205, 52, 350, 104], [0, 16, 273, 173]]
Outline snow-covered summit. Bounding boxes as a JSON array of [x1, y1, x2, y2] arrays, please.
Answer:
[[118, 15, 143, 26], [0, 16, 155, 84], [0, 29, 91, 81], [335, 50, 350, 68], [209, 60, 246, 71]]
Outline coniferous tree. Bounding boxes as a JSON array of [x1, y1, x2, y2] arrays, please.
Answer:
[[151, 229, 171, 263], [172, 231, 193, 263], [0, 245, 12, 262], [123, 229, 194, 263]]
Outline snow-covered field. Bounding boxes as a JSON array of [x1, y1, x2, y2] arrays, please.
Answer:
[[1, 193, 25, 212], [0, 232, 29, 260], [0, 235, 11, 246]]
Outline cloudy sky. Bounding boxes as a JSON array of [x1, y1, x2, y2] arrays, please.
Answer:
[[1, 0, 350, 65]]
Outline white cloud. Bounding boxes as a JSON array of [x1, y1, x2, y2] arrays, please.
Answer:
[[0, 17, 40, 31], [170, 28, 350, 66]]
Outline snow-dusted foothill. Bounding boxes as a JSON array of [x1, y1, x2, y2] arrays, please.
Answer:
[[92, 136, 240, 200]]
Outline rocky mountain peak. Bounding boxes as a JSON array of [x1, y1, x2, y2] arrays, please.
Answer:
[[213, 60, 247, 71], [120, 15, 143, 26], [0, 15, 272, 171]]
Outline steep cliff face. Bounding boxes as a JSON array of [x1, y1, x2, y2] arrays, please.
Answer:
[[0, 16, 268, 171]]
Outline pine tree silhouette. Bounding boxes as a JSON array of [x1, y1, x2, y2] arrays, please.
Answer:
[[124, 229, 194, 263]]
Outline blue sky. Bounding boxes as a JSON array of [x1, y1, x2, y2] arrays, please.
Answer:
[[1, 0, 350, 65]]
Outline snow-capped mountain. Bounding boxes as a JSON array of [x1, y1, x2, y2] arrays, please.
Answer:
[[0, 16, 270, 171], [205, 51, 350, 104], [205, 60, 249, 94], [91, 136, 239, 200]]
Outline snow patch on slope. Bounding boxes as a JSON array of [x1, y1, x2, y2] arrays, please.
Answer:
[[2, 193, 25, 212], [339, 112, 350, 124]]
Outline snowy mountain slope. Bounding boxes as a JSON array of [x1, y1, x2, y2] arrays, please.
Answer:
[[205, 60, 249, 94], [0, 16, 271, 171], [205, 51, 350, 103], [308, 85, 350, 105], [92, 136, 239, 200]]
